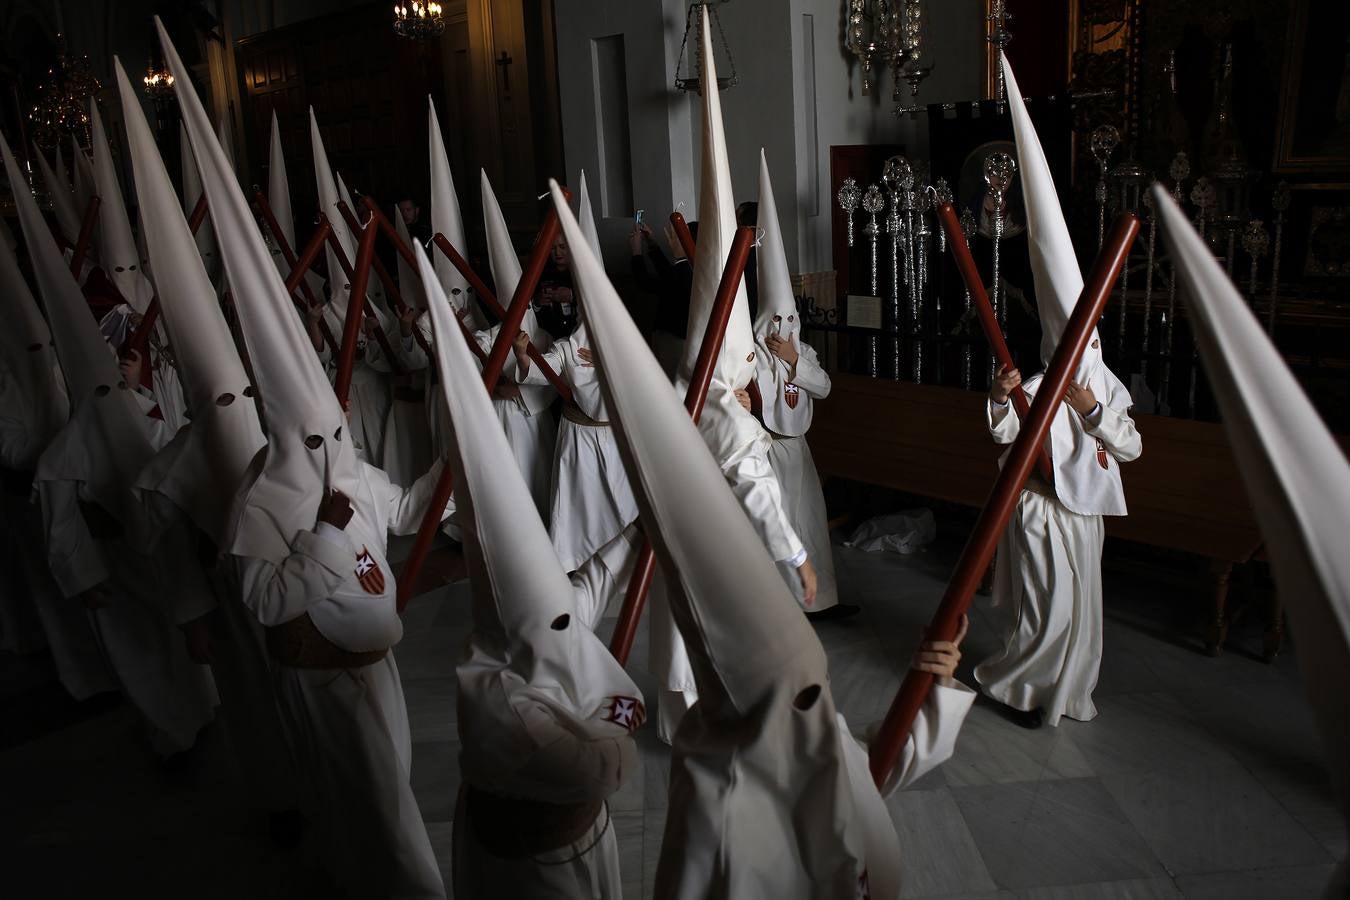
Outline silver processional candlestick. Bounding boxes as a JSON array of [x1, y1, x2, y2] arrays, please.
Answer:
[[862, 184, 884, 378], [1140, 190, 1156, 385], [960, 206, 975, 391], [1089, 125, 1120, 252], [1188, 177, 1217, 417], [1161, 152, 1189, 413], [983, 151, 1015, 385], [837, 177, 861, 248], [1242, 219, 1269, 301]]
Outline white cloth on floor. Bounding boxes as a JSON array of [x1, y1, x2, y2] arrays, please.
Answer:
[[974, 386, 1141, 726]]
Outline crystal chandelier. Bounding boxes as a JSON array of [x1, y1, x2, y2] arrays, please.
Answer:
[[143, 59, 175, 99], [393, 1, 445, 40], [844, 0, 931, 104], [674, 1, 738, 93], [28, 41, 100, 150]]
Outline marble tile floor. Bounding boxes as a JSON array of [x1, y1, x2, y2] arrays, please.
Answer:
[[1, 537, 1343, 899]]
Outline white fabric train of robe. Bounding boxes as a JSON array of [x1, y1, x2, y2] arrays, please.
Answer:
[[518, 334, 639, 573], [231, 458, 447, 900], [755, 338, 839, 612], [974, 375, 1141, 726]]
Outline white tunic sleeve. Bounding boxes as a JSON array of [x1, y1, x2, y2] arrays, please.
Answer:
[[1085, 403, 1142, 463], [790, 344, 832, 399], [231, 529, 352, 627], [987, 398, 1019, 444], [516, 340, 566, 387], [39, 480, 110, 599], [724, 439, 805, 564], [398, 330, 429, 371], [875, 680, 976, 796], [383, 457, 450, 536], [363, 333, 393, 373]]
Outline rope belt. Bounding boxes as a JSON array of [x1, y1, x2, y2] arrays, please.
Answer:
[[562, 402, 608, 427], [266, 612, 389, 670], [464, 785, 605, 859]]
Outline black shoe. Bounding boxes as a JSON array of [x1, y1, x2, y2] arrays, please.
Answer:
[[805, 603, 861, 622], [268, 809, 305, 849]]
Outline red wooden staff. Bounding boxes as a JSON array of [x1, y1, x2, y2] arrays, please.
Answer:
[[867, 213, 1139, 789], [332, 214, 381, 410], [427, 232, 573, 402], [334, 199, 436, 360], [610, 225, 756, 665], [69, 195, 100, 278], [322, 214, 404, 375], [670, 211, 697, 262], [396, 194, 568, 611], [252, 192, 341, 354], [187, 194, 209, 234], [356, 199, 488, 366], [934, 201, 1055, 486]]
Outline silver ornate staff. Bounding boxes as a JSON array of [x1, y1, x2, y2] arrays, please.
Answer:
[[959, 206, 975, 390], [862, 183, 884, 378], [901, 167, 922, 383], [983, 151, 1015, 384], [882, 158, 909, 381], [1090, 125, 1120, 251], [931, 179, 952, 385], [1269, 181, 1290, 335], [837, 177, 861, 248], [1140, 190, 1157, 383], [1242, 219, 1269, 299], [1161, 152, 1189, 412]]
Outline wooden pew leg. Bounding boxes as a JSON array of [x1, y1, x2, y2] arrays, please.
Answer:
[[1263, 596, 1285, 663], [1205, 560, 1232, 656]]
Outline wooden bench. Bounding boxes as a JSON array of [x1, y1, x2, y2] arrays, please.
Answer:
[[807, 374, 1271, 656]]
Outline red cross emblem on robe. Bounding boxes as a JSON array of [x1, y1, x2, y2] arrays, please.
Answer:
[[856, 870, 871, 899], [1095, 438, 1109, 470], [604, 695, 644, 731], [784, 382, 800, 409], [355, 546, 386, 595]]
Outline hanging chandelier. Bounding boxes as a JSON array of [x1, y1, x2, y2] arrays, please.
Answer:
[[844, 0, 932, 105], [393, 1, 445, 40], [143, 59, 175, 99], [674, 1, 738, 93], [28, 42, 100, 150]]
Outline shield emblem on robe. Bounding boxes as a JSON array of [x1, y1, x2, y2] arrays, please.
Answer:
[[1095, 438, 1109, 470], [784, 382, 800, 410], [604, 695, 645, 730], [355, 546, 386, 595]]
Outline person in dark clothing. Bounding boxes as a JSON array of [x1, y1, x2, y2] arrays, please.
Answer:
[[535, 234, 578, 338], [630, 219, 695, 378]]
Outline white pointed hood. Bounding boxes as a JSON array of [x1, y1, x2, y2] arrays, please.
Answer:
[[89, 100, 154, 313], [676, 7, 763, 466], [114, 58, 265, 544], [752, 149, 812, 436], [393, 199, 426, 310], [217, 116, 236, 174], [267, 110, 295, 249], [417, 240, 640, 791], [162, 20, 361, 564], [0, 199, 68, 462], [1156, 187, 1350, 856], [482, 170, 553, 415], [428, 96, 482, 327], [53, 146, 74, 203], [3, 131, 155, 535], [1002, 54, 1132, 516], [33, 144, 81, 244], [554, 179, 882, 895], [70, 134, 94, 217], [571, 170, 601, 348], [180, 120, 220, 283]]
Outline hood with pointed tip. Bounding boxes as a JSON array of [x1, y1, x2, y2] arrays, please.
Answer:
[[0, 192, 68, 462], [3, 129, 154, 534], [88, 100, 154, 313], [33, 146, 81, 244], [570, 171, 601, 348], [550, 178, 823, 712], [70, 134, 95, 221], [417, 239, 640, 790], [267, 110, 295, 251], [179, 121, 220, 283], [1155, 183, 1350, 842], [393, 199, 427, 311], [428, 96, 482, 327], [114, 56, 265, 544], [162, 18, 361, 564]]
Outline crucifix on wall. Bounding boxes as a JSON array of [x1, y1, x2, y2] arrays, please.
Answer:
[[495, 50, 513, 96]]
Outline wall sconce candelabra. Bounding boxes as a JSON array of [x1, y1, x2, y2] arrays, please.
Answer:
[[844, 0, 932, 110]]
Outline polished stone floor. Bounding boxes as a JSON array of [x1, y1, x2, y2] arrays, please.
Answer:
[[1, 534, 1343, 899]]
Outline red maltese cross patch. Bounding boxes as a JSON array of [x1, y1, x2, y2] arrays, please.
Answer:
[[784, 382, 800, 409], [354, 546, 386, 595], [604, 696, 646, 731]]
